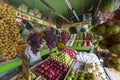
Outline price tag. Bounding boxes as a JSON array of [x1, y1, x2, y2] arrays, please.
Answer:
[[21, 54, 29, 80]]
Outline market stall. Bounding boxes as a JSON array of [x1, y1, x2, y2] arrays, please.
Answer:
[[0, 0, 120, 80]]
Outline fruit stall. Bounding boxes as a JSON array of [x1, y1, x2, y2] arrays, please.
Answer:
[[0, 0, 120, 80]]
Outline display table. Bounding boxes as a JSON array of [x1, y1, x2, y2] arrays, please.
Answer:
[[104, 67, 120, 80], [57, 46, 92, 51]]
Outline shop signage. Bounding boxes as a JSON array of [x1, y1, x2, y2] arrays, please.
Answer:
[[61, 21, 91, 28], [15, 9, 56, 28]]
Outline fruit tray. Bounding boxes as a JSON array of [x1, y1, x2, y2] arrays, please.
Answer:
[[33, 58, 70, 80], [64, 61, 84, 80], [64, 61, 75, 80], [10, 69, 39, 80]]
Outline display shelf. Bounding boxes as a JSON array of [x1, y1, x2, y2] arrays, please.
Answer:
[[15, 9, 56, 28], [57, 46, 92, 51], [104, 67, 120, 80], [103, 67, 111, 80], [0, 47, 57, 74], [0, 58, 22, 74]]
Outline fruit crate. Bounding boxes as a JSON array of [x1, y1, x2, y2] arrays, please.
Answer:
[[10, 58, 49, 80], [64, 61, 75, 80], [64, 60, 84, 80], [9, 69, 39, 80], [32, 58, 70, 80], [31, 58, 50, 70]]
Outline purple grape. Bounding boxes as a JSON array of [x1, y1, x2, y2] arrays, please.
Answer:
[[27, 33, 43, 54]]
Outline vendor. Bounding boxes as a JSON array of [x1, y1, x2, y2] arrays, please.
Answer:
[[22, 20, 34, 36]]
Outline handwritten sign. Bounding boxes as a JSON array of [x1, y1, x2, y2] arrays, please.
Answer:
[[15, 9, 56, 28], [61, 21, 91, 28]]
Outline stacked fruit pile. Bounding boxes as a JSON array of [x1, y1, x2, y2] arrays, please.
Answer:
[[35, 75, 46, 80], [100, 0, 119, 13], [66, 69, 96, 80], [34, 59, 68, 80], [61, 48, 78, 58], [72, 33, 93, 47], [27, 33, 43, 54], [73, 41, 83, 46], [111, 54, 120, 71], [50, 52, 74, 67], [83, 40, 93, 47], [18, 69, 37, 80], [91, 19, 120, 71], [0, 4, 22, 61], [61, 31, 70, 45], [76, 52, 100, 64], [84, 63, 107, 80], [44, 28, 56, 50], [76, 33, 83, 40]]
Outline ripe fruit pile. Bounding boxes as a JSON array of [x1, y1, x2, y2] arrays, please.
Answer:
[[76, 33, 83, 40], [84, 63, 107, 80], [61, 48, 78, 58], [0, 4, 22, 61], [66, 69, 96, 80], [34, 59, 68, 80], [61, 31, 70, 45], [91, 19, 120, 71], [76, 52, 100, 64], [91, 20, 120, 48], [51, 52, 74, 67], [111, 55, 120, 71], [44, 28, 56, 50], [100, 0, 119, 13], [18, 69, 37, 80], [73, 41, 83, 46]]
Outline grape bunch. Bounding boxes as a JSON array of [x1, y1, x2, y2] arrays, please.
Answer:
[[27, 33, 43, 54], [44, 28, 57, 50]]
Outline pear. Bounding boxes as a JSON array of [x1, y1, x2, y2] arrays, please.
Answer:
[[67, 76, 72, 80]]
